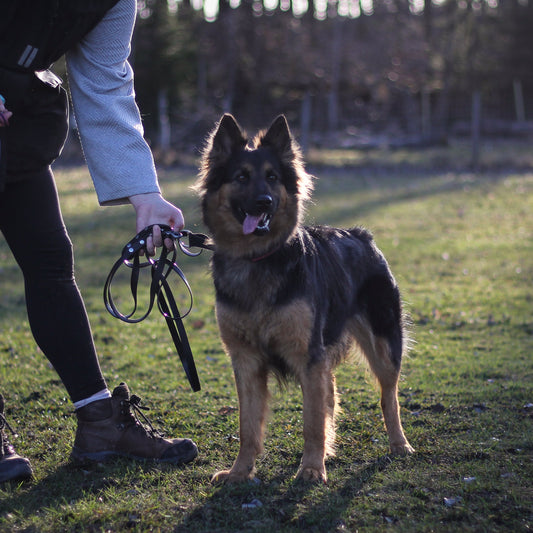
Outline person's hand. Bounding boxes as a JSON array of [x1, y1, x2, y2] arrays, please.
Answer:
[[129, 192, 184, 255], [0, 95, 12, 127]]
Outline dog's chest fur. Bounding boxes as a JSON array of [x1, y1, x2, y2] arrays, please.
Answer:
[[211, 242, 316, 373], [213, 255, 295, 307], [209, 227, 372, 375], [216, 292, 314, 375]]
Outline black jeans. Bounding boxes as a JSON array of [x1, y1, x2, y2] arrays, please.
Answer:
[[0, 170, 107, 403], [0, 69, 107, 403]]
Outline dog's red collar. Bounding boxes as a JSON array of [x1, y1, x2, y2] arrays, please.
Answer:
[[250, 247, 280, 262]]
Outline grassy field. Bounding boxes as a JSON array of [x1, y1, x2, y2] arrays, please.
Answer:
[[0, 139, 531, 532]]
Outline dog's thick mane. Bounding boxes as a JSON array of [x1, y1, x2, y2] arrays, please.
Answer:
[[195, 114, 314, 209]]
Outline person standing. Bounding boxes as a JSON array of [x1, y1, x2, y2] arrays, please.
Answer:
[[0, 0, 198, 484]]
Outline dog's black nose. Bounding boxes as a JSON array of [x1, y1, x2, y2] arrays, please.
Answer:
[[256, 195, 273, 209]]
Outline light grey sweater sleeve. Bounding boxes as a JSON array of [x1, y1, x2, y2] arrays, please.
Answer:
[[65, 0, 160, 206]]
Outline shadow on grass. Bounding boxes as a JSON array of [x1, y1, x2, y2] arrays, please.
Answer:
[[0, 454, 395, 531], [180, 454, 397, 532], [0, 458, 191, 522], [0, 464, 99, 517]]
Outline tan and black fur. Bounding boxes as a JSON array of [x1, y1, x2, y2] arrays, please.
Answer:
[[196, 114, 414, 484]]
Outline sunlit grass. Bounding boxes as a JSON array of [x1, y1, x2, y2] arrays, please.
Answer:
[[0, 142, 531, 532]]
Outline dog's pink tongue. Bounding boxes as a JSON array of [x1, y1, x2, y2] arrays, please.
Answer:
[[243, 214, 261, 235]]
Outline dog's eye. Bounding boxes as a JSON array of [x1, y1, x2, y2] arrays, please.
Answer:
[[266, 173, 278, 183], [235, 173, 248, 183]]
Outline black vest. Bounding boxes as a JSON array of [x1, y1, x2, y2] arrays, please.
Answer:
[[0, 0, 121, 72], [0, 0, 121, 187]]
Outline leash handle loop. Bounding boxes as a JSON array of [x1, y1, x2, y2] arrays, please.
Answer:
[[103, 225, 212, 392]]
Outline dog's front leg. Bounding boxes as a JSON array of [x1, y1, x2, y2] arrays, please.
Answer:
[[296, 360, 334, 483], [212, 356, 269, 484]]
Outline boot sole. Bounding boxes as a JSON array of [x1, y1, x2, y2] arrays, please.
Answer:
[[70, 446, 198, 465]]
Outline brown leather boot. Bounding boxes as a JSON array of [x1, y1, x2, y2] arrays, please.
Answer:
[[0, 395, 33, 484], [71, 383, 198, 464]]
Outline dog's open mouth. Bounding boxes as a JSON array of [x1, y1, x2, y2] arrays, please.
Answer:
[[242, 211, 272, 235]]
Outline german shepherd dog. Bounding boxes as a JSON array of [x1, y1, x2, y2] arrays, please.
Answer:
[[195, 114, 414, 484]]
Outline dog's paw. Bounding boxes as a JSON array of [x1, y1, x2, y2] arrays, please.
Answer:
[[390, 442, 415, 456], [295, 466, 327, 484], [211, 469, 254, 484]]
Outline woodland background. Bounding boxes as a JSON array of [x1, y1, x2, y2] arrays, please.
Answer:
[[82, 0, 533, 157]]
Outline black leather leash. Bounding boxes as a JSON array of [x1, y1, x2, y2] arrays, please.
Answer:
[[103, 225, 213, 392]]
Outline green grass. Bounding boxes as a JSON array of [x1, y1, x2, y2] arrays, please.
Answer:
[[0, 140, 532, 532]]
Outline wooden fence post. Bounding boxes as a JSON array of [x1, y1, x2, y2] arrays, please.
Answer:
[[471, 90, 482, 171]]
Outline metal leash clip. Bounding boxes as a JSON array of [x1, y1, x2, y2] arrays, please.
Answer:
[[122, 226, 211, 261]]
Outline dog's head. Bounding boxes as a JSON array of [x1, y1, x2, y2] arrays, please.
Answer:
[[195, 114, 313, 257]]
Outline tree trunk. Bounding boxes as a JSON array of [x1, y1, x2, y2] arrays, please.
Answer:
[[158, 90, 171, 150], [513, 79, 525, 122], [300, 90, 312, 154]]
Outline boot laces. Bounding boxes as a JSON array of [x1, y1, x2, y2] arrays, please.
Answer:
[[0, 411, 18, 455], [123, 394, 165, 439], [0, 412, 17, 438]]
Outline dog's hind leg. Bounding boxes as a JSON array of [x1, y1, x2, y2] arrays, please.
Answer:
[[372, 338, 414, 455], [353, 319, 414, 455], [211, 354, 269, 484], [296, 360, 337, 483]]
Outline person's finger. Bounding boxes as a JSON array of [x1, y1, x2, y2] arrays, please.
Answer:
[[151, 224, 163, 247], [163, 237, 174, 251], [144, 234, 155, 256]]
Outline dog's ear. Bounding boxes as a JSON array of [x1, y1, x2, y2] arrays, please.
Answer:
[[260, 115, 293, 159], [196, 115, 247, 194], [258, 115, 314, 203], [210, 114, 247, 162]]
